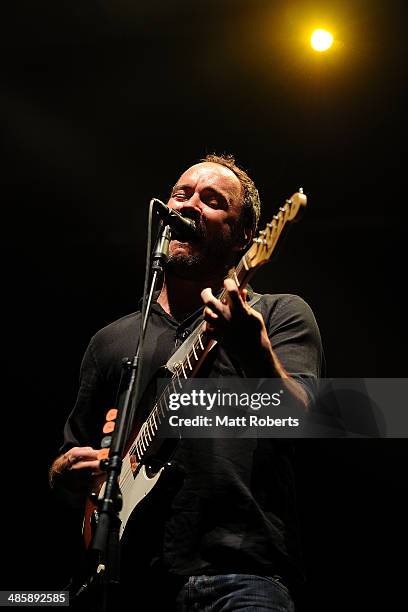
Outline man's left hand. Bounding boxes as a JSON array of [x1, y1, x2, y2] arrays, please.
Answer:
[[201, 278, 273, 375]]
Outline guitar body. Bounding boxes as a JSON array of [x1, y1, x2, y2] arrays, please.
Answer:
[[83, 464, 169, 549], [83, 366, 179, 549]]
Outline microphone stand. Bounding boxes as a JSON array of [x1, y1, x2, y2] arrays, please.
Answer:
[[82, 217, 172, 612]]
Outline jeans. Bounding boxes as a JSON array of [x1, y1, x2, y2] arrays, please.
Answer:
[[175, 574, 295, 612]]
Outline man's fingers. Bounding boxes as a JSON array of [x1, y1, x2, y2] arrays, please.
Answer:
[[70, 459, 101, 471], [201, 288, 225, 319], [223, 278, 239, 294], [223, 278, 247, 313], [64, 447, 100, 471], [64, 447, 99, 460], [204, 306, 218, 320], [201, 287, 213, 303], [201, 281, 248, 328], [201, 287, 222, 311]]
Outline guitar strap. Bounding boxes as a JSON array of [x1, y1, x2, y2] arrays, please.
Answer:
[[166, 292, 262, 372]]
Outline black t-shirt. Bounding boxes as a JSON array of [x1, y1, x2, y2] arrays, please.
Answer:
[[59, 291, 322, 587]]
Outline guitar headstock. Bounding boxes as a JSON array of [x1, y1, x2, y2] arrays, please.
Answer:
[[245, 190, 307, 270]]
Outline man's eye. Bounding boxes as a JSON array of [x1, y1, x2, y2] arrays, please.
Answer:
[[173, 193, 187, 200]]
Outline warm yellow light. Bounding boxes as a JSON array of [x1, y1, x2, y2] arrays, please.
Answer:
[[311, 29, 333, 52]]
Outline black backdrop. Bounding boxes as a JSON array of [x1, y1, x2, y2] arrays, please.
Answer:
[[1, 1, 406, 610]]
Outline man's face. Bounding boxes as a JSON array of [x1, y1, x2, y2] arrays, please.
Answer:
[[166, 162, 245, 278]]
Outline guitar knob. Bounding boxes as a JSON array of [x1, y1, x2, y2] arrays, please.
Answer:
[[103, 421, 115, 434], [101, 435, 112, 448], [100, 458, 109, 471]]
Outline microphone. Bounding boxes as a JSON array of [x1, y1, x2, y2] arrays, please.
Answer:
[[152, 198, 199, 240]]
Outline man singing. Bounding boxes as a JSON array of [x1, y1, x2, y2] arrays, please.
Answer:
[[50, 154, 322, 611]]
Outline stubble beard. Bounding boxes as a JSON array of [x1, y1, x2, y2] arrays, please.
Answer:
[[166, 229, 237, 281]]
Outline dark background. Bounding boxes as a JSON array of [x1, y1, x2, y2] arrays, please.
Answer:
[[1, 1, 406, 610]]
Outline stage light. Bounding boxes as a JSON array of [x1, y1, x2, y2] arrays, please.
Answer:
[[310, 29, 333, 52]]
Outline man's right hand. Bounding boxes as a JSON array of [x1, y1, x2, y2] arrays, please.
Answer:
[[49, 446, 105, 504], [50, 446, 102, 477]]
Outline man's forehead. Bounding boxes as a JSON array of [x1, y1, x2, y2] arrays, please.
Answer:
[[176, 162, 241, 192]]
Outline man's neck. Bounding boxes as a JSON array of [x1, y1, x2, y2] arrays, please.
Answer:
[[157, 272, 226, 322]]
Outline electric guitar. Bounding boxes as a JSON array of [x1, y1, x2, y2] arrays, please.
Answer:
[[83, 190, 307, 548]]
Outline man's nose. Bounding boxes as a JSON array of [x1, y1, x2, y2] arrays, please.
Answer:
[[173, 194, 202, 221]]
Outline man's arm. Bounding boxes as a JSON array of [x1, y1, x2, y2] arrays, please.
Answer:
[[49, 335, 110, 506]]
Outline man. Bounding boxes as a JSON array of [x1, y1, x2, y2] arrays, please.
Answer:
[[50, 154, 322, 611]]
